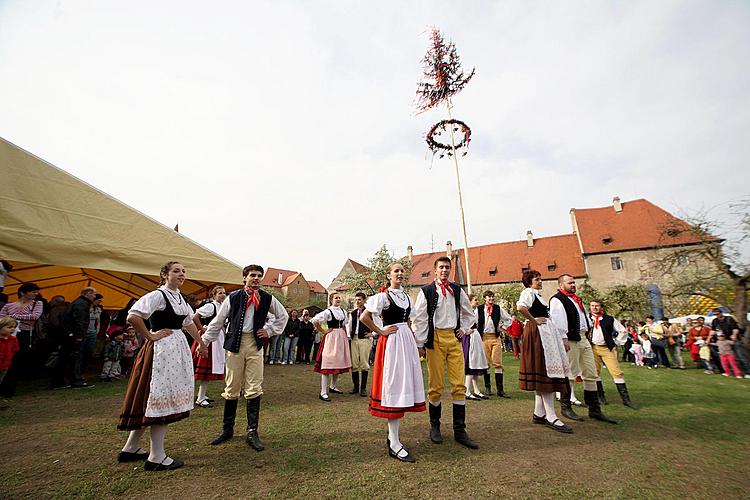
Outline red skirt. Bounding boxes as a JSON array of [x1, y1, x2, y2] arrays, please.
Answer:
[[369, 334, 426, 419], [191, 343, 224, 381], [518, 321, 568, 393]]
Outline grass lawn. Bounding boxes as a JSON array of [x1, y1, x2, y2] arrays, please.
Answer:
[[1, 354, 749, 499]]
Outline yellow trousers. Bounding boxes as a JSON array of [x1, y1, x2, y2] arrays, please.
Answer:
[[222, 335, 264, 400], [426, 328, 466, 402], [482, 333, 503, 371], [350, 337, 371, 372], [592, 344, 624, 381]]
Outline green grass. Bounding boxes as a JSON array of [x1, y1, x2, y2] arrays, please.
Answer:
[[1, 354, 749, 499]]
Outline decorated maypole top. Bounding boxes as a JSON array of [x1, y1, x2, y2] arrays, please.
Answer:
[[416, 28, 476, 291]]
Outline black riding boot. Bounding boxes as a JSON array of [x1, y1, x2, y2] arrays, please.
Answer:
[[615, 382, 639, 410], [429, 402, 443, 444], [560, 381, 584, 421], [359, 371, 368, 397], [350, 371, 360, 394], [483, 373, 492, 395], [495, 372, 510, 398], [596, 380, 608, 405], [452, 403, 479, 449], [584, 389, 618, 424], [210, 398, 238, 445], [246, 396, 264, 451]]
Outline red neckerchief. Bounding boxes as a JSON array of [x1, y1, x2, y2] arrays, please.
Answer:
[[244, 286, 260, 309], [559, 287, 585, 313], [486, 304, 493, 317], [593, 313, 603, 329], [437, 280, 454, 297]]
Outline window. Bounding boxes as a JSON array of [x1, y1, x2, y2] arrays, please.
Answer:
[[677, 254, 690, 266], [489, 265, 497, 277], [601, 233, 613, 245], [421, 271, 430, 278], [547, 262, 557, 272], [611, 256, 624, 271]]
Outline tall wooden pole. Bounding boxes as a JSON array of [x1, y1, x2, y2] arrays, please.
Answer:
[[446, 100, 472, 293]]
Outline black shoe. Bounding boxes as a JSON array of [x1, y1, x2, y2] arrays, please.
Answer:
[[205, 397, 215, 403], [584, 389, 618, 424], [350, 372, 360, 394], [328, 387, 343, 394], [245, 397, 264, 451], [319, 394, 331, 402], [532, 413, 546, 425], [210, 398, 238, 445], [616, 383, 640, 410], [560, 382, 585, 421], [561, 405, 585, 421], [452, 404, 479, 449], [466, 393, 481, 401], [144, 457, 184, 471], [596, 380, 608, 405], [359, 371, 368, 397], [495, 373, 510, 398], [477, 392, 490, 400], [388, 444, 416, 463], [429, 403, 443, 444], [545, 418, 573, 434], [117, 448, 148, 463]]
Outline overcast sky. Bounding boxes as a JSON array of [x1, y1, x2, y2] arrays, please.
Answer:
[[2, 1, 749, 286]]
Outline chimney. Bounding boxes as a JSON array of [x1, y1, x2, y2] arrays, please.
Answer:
[[526, 230, 534, 248], [446, 241, 453, 257], [613, 196, 623, 213], [407, 245, 413, 262]]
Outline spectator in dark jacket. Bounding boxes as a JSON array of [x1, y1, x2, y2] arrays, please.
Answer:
[[62, 287, 97, 388]]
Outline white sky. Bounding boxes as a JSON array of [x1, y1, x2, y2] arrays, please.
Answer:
[[1, 1, 749, 286]]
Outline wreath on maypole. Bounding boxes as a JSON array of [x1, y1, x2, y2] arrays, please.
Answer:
[[426, 119, 472, 157]]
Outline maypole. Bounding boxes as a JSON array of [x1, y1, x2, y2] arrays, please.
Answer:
[[416, 28, 476, 293]]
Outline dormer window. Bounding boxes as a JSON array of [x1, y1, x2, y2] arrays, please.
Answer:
[[602, 233, 613, 245], [489, 265, 497, 277], [421, 271, 430, 278], [547, 262, 557, 272]]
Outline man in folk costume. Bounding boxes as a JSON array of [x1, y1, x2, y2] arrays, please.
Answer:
[[191, 285, 227, 407], [589, 299, 639, 409], [413, 256, 479, 449], [477, 290, 513, 398], [549, 274, 617, 424], [348, 292, 373, 397], [203, 265, 289, 450]]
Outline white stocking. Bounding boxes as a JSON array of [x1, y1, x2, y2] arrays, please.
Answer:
[[196, 380, 208, 402], [122, 429, 145, 453], [331, 374, 339, 389], [541, 392, 562, 426], [464, 375, 472, 396], [148, 424, 172, 465], [472, 377, 481, 394], [387, 418, 408, 458], [570, 384, 578, 403], [321, 375, 329, 396], [534, 392, 545, 416]]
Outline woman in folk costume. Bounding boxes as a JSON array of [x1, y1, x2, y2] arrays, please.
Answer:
[[312, 293, 352, 401], [464, 294, 490, 400], [191, 285, 227, 408], [117, 261, 208, 471], [516, 269, 573, 434], [360, 262, 426, 462]]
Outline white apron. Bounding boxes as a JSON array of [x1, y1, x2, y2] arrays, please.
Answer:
[[145, 330, 195, 418], [381, 323, 426, 408]]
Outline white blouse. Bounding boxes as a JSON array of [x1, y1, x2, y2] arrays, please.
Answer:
[[365, 289, 414, 321], [516, 287, 546, 310], [313, 306, 347, 326], [128, 286, 194, 329]]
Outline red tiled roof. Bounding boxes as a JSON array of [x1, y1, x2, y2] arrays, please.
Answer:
[[573, 199, 707, 254], [466, 234, 585, 283], [261, 267, 300, 288], [308, 280, 327, 294], [408, 235, 585, 287]]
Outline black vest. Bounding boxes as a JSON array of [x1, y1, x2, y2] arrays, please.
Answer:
[[594, 314, 617, 351], [528, 293, 549, 318], [199, 302, 218, 326], [477, 304, 501, 335], [148, 290, 187, 330], [551, 291, 590, 342], [350, 309, 372, 339], [224, 288, 273, 353], [382, 292, 411, 326], [422, 282, 462, 349], [326, 308, 345, 329]]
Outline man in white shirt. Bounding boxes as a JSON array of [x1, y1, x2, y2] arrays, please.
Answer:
[[203, 265, 289, 451], [550, 274, 617, 424], [412, 256, 478, 449], [589, 299, 638, 409]]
